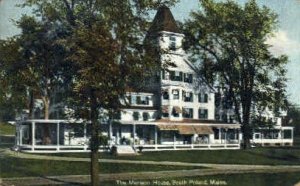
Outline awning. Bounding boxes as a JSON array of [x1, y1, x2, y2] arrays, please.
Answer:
[[173, 106, 182, 113], [158, 125, 178, 131], [193, 125, 214, 134], [213, 125, 240, 129], [162, 106, 169, 113], [178, 125, 195, 135]]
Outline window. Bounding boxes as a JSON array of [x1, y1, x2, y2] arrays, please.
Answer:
[[133, 112, 140, 121], [184, 73, 193, 83], [182, 91, 193, 102], [143, 112, 150, 121], [183, 108, 193, 118], [172, 89, 179, 100], [139, 96, 149, 105], [162, 90, 169, 100], [162, 106, 169, 118], [170, 71, 183, 81], [199, 109, 208, 119], [131, 95, 151, 105], [172, 106, 181, 117], [162, 112, 169, 118], [198, 93, 208, 103], [136, 96, 141, 105], [169, 36, 176, 50], [131, 96, 137, 105]]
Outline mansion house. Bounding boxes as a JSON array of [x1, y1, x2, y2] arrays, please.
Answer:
[[14, 6, 292, 153]]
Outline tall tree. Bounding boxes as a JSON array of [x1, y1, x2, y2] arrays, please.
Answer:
[[0, 39, 28, 121], [183, 0, 288, 148], [22, 0, 179, 185]]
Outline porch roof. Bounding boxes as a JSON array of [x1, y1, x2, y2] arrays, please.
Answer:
[[193, 125, 214, 134], [117, 118, 241, 130], [157, 124, 178, 131], [158, 125, 214, 135]]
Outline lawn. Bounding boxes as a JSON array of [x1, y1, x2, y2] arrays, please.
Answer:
[[100, 172, 300, 186], [51, 145, 300, 165], [0, 122, 15, 136], [0, 157, 202, 178]]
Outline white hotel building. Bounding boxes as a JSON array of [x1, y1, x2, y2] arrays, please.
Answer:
[[14, 6, 292, 153]]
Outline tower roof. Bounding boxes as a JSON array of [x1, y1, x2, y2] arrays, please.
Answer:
[[148, 5, 181, 34]]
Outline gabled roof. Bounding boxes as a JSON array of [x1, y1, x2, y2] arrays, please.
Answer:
[[148, 5, 181, 34]]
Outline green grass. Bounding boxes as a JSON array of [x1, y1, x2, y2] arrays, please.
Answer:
[[100, 172, 300, 186], [0, 123, 15, 135], [50, 145, 300, 165], [0, 157, 202, 178]]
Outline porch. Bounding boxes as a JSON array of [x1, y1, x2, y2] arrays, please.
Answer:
[[251, 127, 294, 147], [15, 120, 241, 153], [110, 123, 241, 151]]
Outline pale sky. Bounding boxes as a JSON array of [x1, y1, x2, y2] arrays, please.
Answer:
[[1, 0, 300, 104]]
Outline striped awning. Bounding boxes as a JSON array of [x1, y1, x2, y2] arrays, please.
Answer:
[[178, 125, 195, 135], [193, 125, 214, 134], [158, 125, 214, 134], [157, 125, 178, 130], [177, 125, 214, 135]]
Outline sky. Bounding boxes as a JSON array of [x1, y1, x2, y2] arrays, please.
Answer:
[[0, 0, 300, 104]]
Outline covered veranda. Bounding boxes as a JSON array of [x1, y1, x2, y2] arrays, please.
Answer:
[[16, 119, 102, 153], [116, 121, 241, 151], [15, 119, 241, 153], [251, 126, 294, 146]]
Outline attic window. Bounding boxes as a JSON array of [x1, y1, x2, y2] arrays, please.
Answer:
[[169, 36, 176, 50]]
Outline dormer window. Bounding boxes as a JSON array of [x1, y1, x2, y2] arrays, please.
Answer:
[[170, 71, 182, 81], [169, 36, 176, 51]]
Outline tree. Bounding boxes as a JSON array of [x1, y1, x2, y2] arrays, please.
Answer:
[[0, 39, 28, 121], [183, 0, 288, 148], [21, 0, 179, 185], [0, 15, 73, 144]]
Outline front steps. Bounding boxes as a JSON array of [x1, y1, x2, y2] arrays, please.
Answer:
[[115, 145, 136, 155]]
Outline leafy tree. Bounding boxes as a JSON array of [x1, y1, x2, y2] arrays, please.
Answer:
[[0, 39, 28, 121], [183, 0, 288, 148], [21, 0, 179, 185]]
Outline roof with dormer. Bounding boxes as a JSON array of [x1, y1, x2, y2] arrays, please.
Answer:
[[148, 5, 181, 34]]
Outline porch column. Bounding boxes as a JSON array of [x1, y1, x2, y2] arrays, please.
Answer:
[[20, 125, 23, 145], [132, 124, 136, 146], [218, 128, 221, 143], [224, 129, 227, 148], [32, 122, 35, 151], [56, 122, 59, 151], [238, 129, 241, 147], [109, 121, 113, 140], [291, 129, 294, 141], [83, 123, 87, 150], [154, 126, 158, 149], [173, 132, 176, 149]]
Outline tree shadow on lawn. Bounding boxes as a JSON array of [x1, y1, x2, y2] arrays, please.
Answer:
[[246, 148, 300, 165]]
